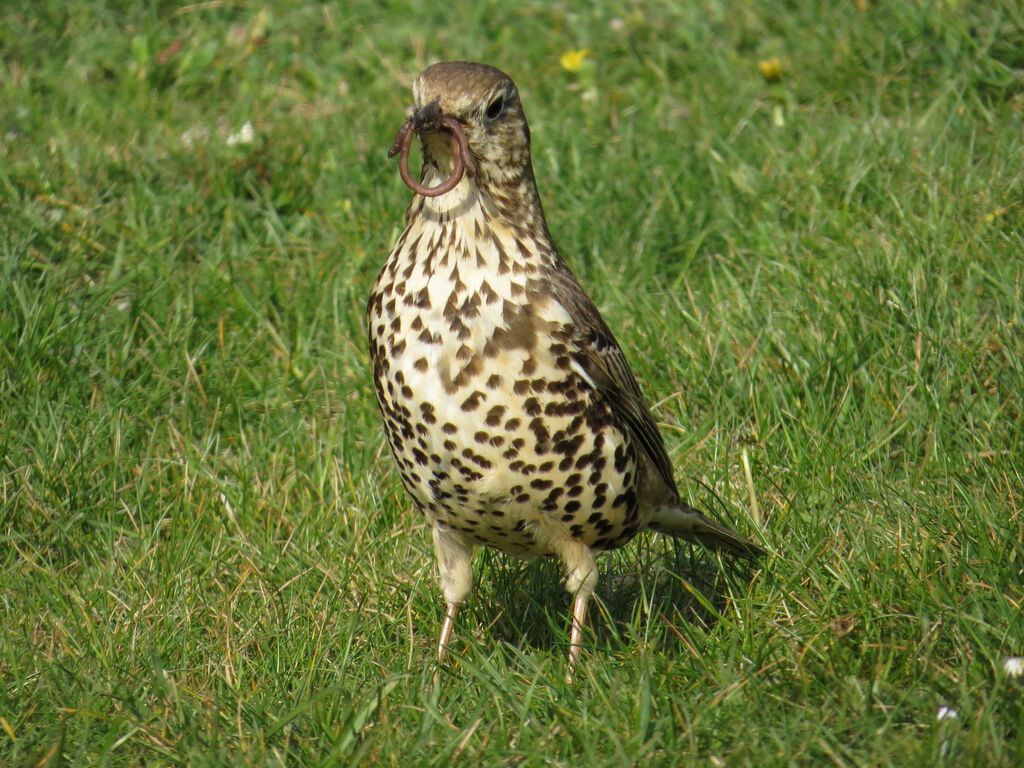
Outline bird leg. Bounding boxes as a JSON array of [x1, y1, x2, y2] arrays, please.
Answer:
[[567, 591, 589, 678], [432, 526, 473, 665], [437, 601, 460, 662], [562, 540, 598, 682]]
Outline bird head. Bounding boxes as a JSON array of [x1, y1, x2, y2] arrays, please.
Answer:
[[390, 62, 533, 199]]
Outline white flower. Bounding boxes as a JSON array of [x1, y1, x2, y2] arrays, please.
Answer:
[[936, 706, 958, 721], [1003, 657, 1024, 678], [181, 126, 209, 148], [226, 121, 254, 146]]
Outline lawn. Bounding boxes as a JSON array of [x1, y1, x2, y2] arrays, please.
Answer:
[[2, 1, 1023, 765]]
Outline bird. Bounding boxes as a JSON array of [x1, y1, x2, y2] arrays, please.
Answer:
[[367, 61, 766, 676]]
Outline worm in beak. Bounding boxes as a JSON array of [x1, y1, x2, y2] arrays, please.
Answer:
[[388, 99, 472, 197]]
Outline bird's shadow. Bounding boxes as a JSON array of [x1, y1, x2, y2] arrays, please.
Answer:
[[463, 540, 758, 660]]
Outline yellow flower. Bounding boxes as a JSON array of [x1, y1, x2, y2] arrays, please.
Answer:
[[984, 206, 1006, 223], [758, 57, 783, 82], [560, 49, 591, 73]]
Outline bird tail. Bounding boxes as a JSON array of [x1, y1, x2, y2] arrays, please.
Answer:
[[647, 502, 766, 559]]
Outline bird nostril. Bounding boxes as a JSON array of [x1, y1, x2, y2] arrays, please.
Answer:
[[392, 116, 471, 198]]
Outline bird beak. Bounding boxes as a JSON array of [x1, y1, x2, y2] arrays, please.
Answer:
[[387, 99, 446, 159], [410, 99, 444, 133]]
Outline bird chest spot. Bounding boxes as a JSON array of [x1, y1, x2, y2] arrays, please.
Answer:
[[484, 405, 506, 426], [419, 402, 437, 423], [480, 281, 499, 304], [460, 391, 485, 411]]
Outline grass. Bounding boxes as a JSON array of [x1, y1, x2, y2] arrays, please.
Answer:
[[2, 0, 1023, 765]]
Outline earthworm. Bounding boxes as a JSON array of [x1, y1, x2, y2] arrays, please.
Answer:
[[388, 115, 470, 197]]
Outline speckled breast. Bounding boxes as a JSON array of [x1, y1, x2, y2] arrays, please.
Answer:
[[368, 216, 644, 556]]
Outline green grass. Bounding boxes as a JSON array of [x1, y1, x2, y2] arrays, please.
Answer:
[[3, 0, 1023, 765]]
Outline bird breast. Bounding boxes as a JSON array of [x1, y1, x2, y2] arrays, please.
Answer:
[[369, 201, 640, 554]]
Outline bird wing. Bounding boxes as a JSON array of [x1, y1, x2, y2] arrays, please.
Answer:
[[545, 264, 679, 495]]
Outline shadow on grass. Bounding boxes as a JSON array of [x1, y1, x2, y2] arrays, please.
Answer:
[[459, 542, 760, 661]]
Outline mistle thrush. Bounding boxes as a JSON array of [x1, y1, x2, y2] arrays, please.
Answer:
[[368, 61, 766, 674]]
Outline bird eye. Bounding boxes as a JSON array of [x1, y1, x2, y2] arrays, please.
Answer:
[[485, 95, 506, 120]]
